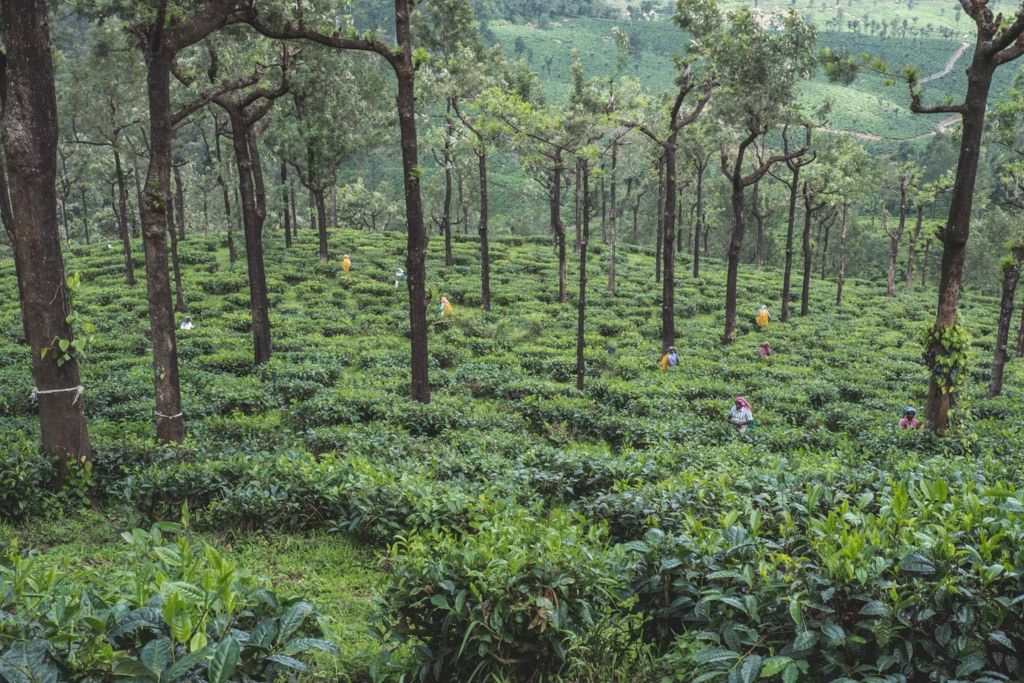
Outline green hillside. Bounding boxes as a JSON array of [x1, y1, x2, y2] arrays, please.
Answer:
[[490, 16, 1015, 149], [4, 229, 1024, 681]]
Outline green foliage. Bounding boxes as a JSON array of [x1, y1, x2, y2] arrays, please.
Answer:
[[921, 318, 972, 395], [375, 506, 628, 681], [0, 515, 337, 683]]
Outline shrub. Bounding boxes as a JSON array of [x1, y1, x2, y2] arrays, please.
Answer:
[[0, 517, 337, 683], [376, 506, 628, 682]]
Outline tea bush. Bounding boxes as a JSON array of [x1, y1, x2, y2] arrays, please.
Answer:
[[376, 506, 629, 681], [0, 518, 336, 683]]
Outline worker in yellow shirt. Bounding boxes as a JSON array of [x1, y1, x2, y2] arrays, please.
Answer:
[[342, 254, 351, 273]]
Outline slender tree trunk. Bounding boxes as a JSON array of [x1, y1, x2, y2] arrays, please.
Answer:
[[608, 141, 617, 295], [655, 155, 663, 283], [459, 171, 468, 236], [442, 100, 455, 267], [781, 167, 799, 322], [390, 2, 431, 404], [819, 212, 834, 280], [800, 184, 814, 317], [752, 180, 765, 272], [140, 53, 185, 442], [1, 0, 91, 484], [662, 135, 678, 353], [166, 187, 186, 313], [477, 148, 490, 311], [281, 161, 291, 248], [551, 151, 567, 303], [289, 179, 298, 235], [79, 187, 90, 244], [693, 165, 705, 278], [313, 187, 329, 263], [331, 185, 338, 230], [600, 175, 606, 244], [173, 163, 186, 239], [988, 250, 1023, 397], [836, 203, 850, 307], [1016, 303, 1024, 358], [576, 160, 590, 391], [575, 158, 582, 254], [229, 120, 273, 365], [906, 204, 923, 292], [114, 147, 136, 285], [131, 151, 143, 239]]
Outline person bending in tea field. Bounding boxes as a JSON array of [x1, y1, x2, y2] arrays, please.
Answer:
[[342, 254, 351, 273], [440, 296, 454, 316], [180, 315, 193, 331], [660, 346, 678, 371], [394, 267, 405, 287], [728, 396, 753, 435], [898, 406, 921, 429], [758, 341, 773, 358]]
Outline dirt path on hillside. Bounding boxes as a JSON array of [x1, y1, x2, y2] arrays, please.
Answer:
[[823, 42, 969, 142]]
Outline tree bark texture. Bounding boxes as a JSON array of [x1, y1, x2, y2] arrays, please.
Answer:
[[988, 251, 1023, 397], [2, 0, 91, 484], [576, 160, 590, 391], [114, 146, 136, 285], [924, 60, 994, 435]]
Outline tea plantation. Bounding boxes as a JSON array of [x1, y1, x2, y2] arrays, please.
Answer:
[[2, 229, 1024, 682]]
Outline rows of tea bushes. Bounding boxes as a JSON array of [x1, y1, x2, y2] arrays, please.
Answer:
[[2, 228, 1024, 681]]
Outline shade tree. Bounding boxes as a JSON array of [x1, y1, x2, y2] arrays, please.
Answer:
[[676, 0, 817, 344], [1, 0, 91, 485]]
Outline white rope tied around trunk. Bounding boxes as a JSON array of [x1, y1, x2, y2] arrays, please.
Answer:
[[155, 411, 183, 420], [30, 385, 84, 405]]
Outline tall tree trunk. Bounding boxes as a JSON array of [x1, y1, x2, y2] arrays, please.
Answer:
[[166, 186, 186, 313], [655, 155, 663, 283], [800, 183, 814, 317], [441, 100, 455, 267], [79, 187, 89, 244], [281, 161, 291, 248], [1, 0, 91, 484], [836, 203, 850, 307], [130, 150, 143, 238], [988, 249, 1023, 397], [331, 185, 338, 230], [141, 53, 185, 442], [1016, 304, 1024, 358], [576, 160, 590, 391], [114, 146, 136, 285], [662, 136, 677, 353], [751, 180, 765, 272], [575, 158, 582, 254], [693, 164, 705, 278], [608, 141, 617, 295], [551, 151, 567, 304], [906, 204, 923, 292], [600, 175, 606, 244], [820, 214, 832, 279], [477, 148, 490, 311], [924, 61, 994, 435], [781, 166, 800, 322], [313, 187, 329, 263], [392, 3, 431, 404], [173, 162, 186, 239], [229, 120, 273, 365], [289, 178, 298, 235]]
